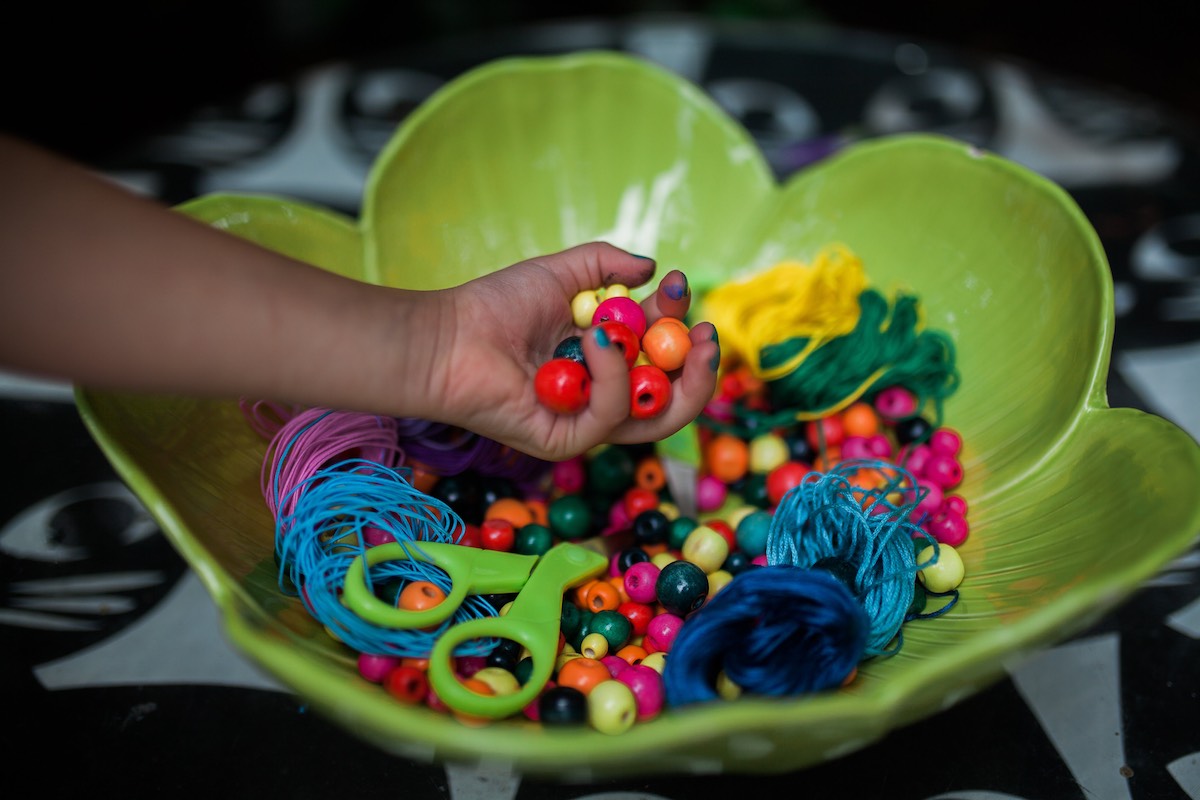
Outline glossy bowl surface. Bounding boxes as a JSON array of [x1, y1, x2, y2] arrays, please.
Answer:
[[76, 51, 1200, 777]]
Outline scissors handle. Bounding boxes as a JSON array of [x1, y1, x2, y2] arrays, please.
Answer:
[[341, 542, 538, 629], [429, 542, 607, 719]]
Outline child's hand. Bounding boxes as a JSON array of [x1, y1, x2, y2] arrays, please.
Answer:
[[417, 242, 719, 461]]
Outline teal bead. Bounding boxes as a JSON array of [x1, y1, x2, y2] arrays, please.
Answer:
[[571, 609, 596, 651], [514, 655, 535, 685], [561, 601, 583, 639], [589, 609, 632, 651], [656, 560, 709, 617], [669, 516, 699, 550], [740, 472, 771, 508], [589, 446, 635, 495], [514, 523, 554, 556], [549, 494, 592, 540], [735, 510, 773, 557]]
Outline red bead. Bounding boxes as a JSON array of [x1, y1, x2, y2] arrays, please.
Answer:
[[617, 600, 655, 636], [927, 509, 970, 546], [623, 486, 659, 519], [384, 665, 429, 704], [806, 415, 845, 449], [535, 358, 591, 414], [629, 364, 671, 419], [592, 296, 648, 339], [766, 460, 811, 506], [705, 519, 737, 550], [479, 519, 516, 551], [455, 523, 482, 549], [596, 320, 641, 369]]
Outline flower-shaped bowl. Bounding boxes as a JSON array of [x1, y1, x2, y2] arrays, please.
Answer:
[[75, 51, 1200, 777]]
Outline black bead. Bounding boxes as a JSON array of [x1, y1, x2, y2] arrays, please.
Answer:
[[539, 685, 588, 725], [486, 639, 520, 672], [632, 509, 670, 545], [786, 434, 816, 464], [722, 549, 753, 575], [895, 415, 933, 446], [553, 335, 586, 365], [812, 556, 860, 596], [431, 475, 482, 523], [616, 546, 651, 573]]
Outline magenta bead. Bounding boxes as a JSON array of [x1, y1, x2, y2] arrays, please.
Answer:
[[455, 655, 486, 678], [608, 498, 632, 531], [616, 663, 666, 720], [363, 526, 394, 547], [943, 494, 969, 517], [901, 443, 933, 477], [924, 453, 964, 490], [602, 655, 630, 678], [927, 509, 970, 546], [751, 554, 768, 566], [703, 398, 736, 423], [865, 433, 894, 460], [554, 456, 586, 493], [929, 427, 963, 457], [914, 481, 944, 520], [592, 297, 647, 339], [357, 652, 400, 684], [840, 435, 871, 460], [645, 613, 684, 652], [609, 551, 624, 578], [874, 386, 917, 421], [624, 561, 661, 604], [696, 474, 728, 513]]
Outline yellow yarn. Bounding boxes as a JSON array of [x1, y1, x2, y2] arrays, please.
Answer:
[[702, 245, 867, 380]]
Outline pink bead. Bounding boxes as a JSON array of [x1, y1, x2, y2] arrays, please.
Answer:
[[357, 652, 400, 684], [840, 436, 872, 460], [455, 655, 486, 679], [901, 443, 933, 477], [927, 509, 970, 547], [553, 457, 586, 493], [363, 526, 394, 547], [602, 655, 630, 678], [914, 480, 944, 520], [942, 494, 969, 517], [609, 551, 624, 578], [522, 686, 545, 721], [924, 453, 964, 490], [703, 398, 736, 423], [874, 386, 917, 421], [608, 498, 631, 532], [696, 475, 728, 513], [866, 433, 894, 460], [929, 427, 963, 457], [592, 297, 647, 339], [751, 554, 768, 566], [616, 663, 666, 720], [624, 561, 661, 604], [644, 613, 684, 653]]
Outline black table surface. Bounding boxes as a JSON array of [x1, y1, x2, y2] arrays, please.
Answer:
[[3, 16, 1199, 800]]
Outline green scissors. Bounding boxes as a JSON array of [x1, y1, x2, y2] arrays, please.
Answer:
[[342, 540, 607, 719]]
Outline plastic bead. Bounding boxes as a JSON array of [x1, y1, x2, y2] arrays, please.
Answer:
[[358, 653, 399, 684], [593, 296, 648, 339], [641, 316, 692, 372], [615, 663, 665, 720], [596, 320, 641, 369], [696, 474, 728, 513], [535, 358, 591, 414], [539, 685, 589, 726], [384, 665, 429, 704], [748, 433, 790, 473], [656, 559, 710, 615], [629, 364, 671, 419], [587, 679, 638, 734], [681, 525, 730, 575], [623, 561, 661, 604], [917, 543, 965, 593]]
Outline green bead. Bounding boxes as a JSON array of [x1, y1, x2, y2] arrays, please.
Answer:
[[589, 609, 632, 651], [514, 523, 554, 556], [561, 601, 582, 638], [549, 494, 591, 540], [571, 609, 596, 651], [907, 582, 928, 616], [588, 446, 635, 494], [735, 510, 772, 557], [740, 472, 771, 508], [656, 560, 709, 617], [669, 516, 699, 550], [514, 655, 535, 685]]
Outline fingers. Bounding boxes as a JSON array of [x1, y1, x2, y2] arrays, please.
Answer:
[[531, 242, 657, 300], [641, 269, 691, 326], [572, 324, 634, 446]]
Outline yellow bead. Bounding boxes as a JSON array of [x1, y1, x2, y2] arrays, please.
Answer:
[[707, 569, 733, 598], [571, 290, 601, 329], [580, 632, 610, 660], [651, 551, 678, 570], [917, 544, 965, 593], [499, 600, 514, 616], [716, 669, 742, 700], [748, 433, 790, 473], [602, 283, 631, 299], [587, 679, 638, 735], [472, 666, 521, 696], [657, 501, 680, 520], [641, 651, 667, 674], [556, 651, 583, 672], [725, 504, 757, 531], [682, 525, 730, 574], [634, 350, 653, 367]]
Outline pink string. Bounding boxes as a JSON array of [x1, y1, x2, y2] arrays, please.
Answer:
[[239, 398, 303, 440]]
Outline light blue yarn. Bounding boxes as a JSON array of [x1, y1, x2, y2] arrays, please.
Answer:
[[766, 458, 940, 657]]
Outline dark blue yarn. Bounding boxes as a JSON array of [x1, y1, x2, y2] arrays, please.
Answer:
[[663, 566, 869, 707]]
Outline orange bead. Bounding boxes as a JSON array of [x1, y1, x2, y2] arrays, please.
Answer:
[[616, 644, 648, 665], [398, 581, 446, 611], [841, 402, 880, 438], [635, 456, 667, 492], [400, 657, 429, 671], [525, 498, 549, 527], [641, 316, 692, 372], [704, 433, 749, 484], [584, 579, 622, 613], [573, 579, 599, 609], [408, 461, 440, 493], [556, 657, 611, 695], [485, 497, 535, 529], [453, 677, 495, 726], [607, 575, 631, 605]]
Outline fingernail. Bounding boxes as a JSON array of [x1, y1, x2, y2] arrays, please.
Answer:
[[594, 327, 610, 348], [663, 273, 688, 301], [631, 253, 654, 260], [709, 328, 720, 371]]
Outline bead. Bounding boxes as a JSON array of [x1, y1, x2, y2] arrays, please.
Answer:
[[641, 316, 692, 371], [571, 289, 601, 328], [895, 415, 934, 445], [643, 612, 684, 653], [930, 427, 963, 456], [874, 386, 917, 420], [865, 433, 894, 460], [651, 551, 678, 570], [735, 509, 773, 557], [588, 446, 635, 493], [357, 653, 400, 684], [593, 296, 648, 339], [399, 580, 447, 611], [618, 600, 655, 636], [927, 509, 970, 547], [943, 494, 969, 516], [587, 679, 639, 734], [514, 655, 535, 685], [479, 519, 516, 552], [806, 415, 846, 449], [606, 498, 631, 534], [602, 654, 630, 679], [548, 494, 591, 540], [486, 638, 522, 672], [535, 358, 591, 414], [668, 516, 699, 550], [706, 519, 737, 550], [539, 685, 588, 725], [384, 665, 428, 704], [596, 320, 641, 369], [473, 666, 521, 696], [707, 568, 735, 597], [485, 496, 535, 529], [725, 504, 757, 531], [623, 486, 660, 520], [582, 579, 622, 613], [839, 435, 872, 461], [924, 452, 964, 490], [553, 334, 586, 365], [603, 283, 631, 299], [580, 632, 611, 660], [656, 559, 710, 615], [657, 501, 680, 520], [635, 455, 667, 492], [715, 670, 743, 701], [513, 522, 554, 556], [633, 508, 671, 545], [556, 657, 611, 696], [696, 474, 728, 513], [748, 433, 790, 473], [589, 608, 633, 651], [629, 364, 672, 419], [623, 561, 661, 604], [721, 549, 752, 575], [766, 460, 810, 506], [917, 543, 965, 593], [914, 481, 944, 520], [840, 401, 880, 437], [560, 602, 583, 639], [615, 545, 650, 574], [681, 525, 730, 575], [901, 443, 933, 476], [455, 655, 486, 678], [740, 472, 771, 508], [455, 523, 482, 548], [615, 663, 666, 720], [785, 433, 816, 465], [616, 644, 648, 665]]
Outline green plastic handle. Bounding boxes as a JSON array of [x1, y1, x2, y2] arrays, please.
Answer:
[[341, 542, 538, 629], [428, 542, 607, 719]]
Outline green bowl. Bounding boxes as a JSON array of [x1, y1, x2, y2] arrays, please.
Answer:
[[75, 51, 1200, 777]]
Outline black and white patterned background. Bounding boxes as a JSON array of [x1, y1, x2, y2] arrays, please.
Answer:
[[3, 16, 1198, 800]]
